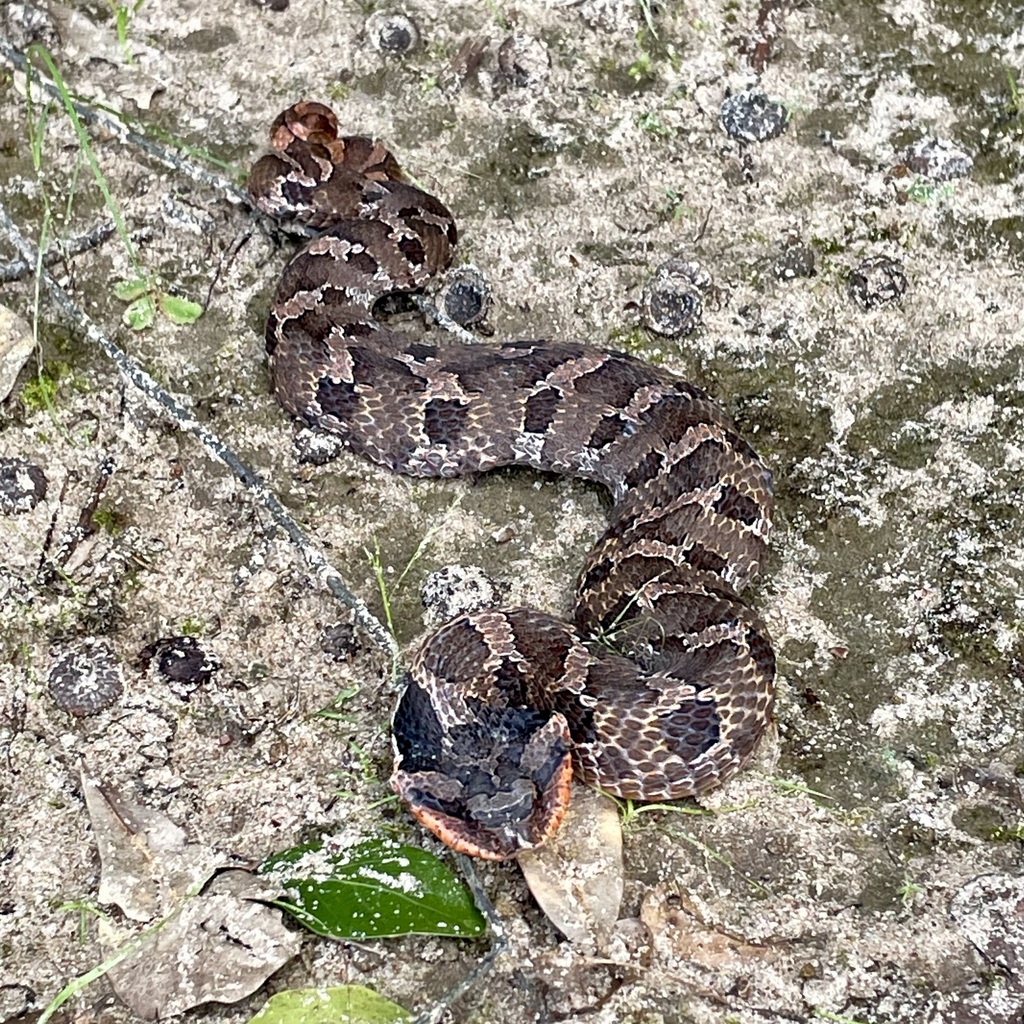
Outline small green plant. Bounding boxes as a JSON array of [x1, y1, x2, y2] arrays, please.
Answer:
[[55, 898, 109, 944], [91, 503, 127, 535], [113, 277, 203, 330], [627, 50, 654, 83], [110, 1, 146, 64], [636, 110, 672, 138], [314, 684, 360, 721], [637, 0, 658, 37], [896, 871, 924, 908], [21, 360, 72, 412], [365, 493, 463, 641], [602, 791, 775, 897], [326, 81, 351, 103], [658, 188, 689, 222], [25, 46, 205, 331], [812, 1011, 870, 1024], [1007, 69, 1024, 117]]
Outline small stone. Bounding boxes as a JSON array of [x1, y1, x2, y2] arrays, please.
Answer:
[[0, 304, 35, 402], [365, 12, 420, 55], [720, 88, 788, 143], [48, 639, 123, 716], [641, 259, 712, 337], [139, 636, 219, 699], [497, 34, 550, 87], [0, 457, 47, 514], [773, 238, 816, 281], [1, 2, 59, 50], [293, 426, 347, 465], [319, 622, 358, 661], [904, 138, 973, 182], [440, 265, 492, 327], [847, 256, 908, 309], [422, 565, 500, 625]]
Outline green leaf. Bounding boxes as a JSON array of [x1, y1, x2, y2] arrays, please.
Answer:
[[158, 293, 204, 325], [113, 277, 152, 301], [122, 295, 156, 330], [260, 837, 486, 940], [248, 986, 410, 1024]]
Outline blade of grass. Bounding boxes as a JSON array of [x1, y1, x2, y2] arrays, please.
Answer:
[[26, 44, 138, 268]]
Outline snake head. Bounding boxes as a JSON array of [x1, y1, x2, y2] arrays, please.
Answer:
[[391, 678, 573, 860]]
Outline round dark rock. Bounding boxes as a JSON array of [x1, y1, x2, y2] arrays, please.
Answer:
[[139, 636, 219, 698], [903, 137, 973, 182], [848, 256, 908, 309], [319, 622, 359, 662], [48, 639, 123, 716], [292, 426, 348, 466], [365, 12, 420, 54], [774, 239, 816, 281], [497, 34, 550, 87], [440, 265, 493, 327], [641, 259, 711, 337], [422, 565, 500, 624], [0, 457, 46, 514], [720, 88, 788, 143]]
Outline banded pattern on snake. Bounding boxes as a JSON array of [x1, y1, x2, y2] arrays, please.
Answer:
[[249, 102, 776, 860]]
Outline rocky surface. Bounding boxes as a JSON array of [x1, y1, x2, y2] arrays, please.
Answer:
[[1, 1, 1023, 1022]]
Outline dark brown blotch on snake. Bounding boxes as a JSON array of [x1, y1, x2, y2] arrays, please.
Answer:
[[249, 102, 776, 860]]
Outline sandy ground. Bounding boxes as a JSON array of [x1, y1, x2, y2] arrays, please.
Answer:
[[2, 0, 1024, 1022]]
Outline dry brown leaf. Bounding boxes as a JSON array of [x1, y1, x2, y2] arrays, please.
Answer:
[[82, 771, 223, 921], [106, 885, 302, 1018], [518, 787, 624, 949]]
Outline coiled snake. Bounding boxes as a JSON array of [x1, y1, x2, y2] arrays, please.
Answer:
[[249, 103, 776, 860]]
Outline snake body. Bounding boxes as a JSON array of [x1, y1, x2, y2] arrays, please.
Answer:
[[250, 103, 776, 860]]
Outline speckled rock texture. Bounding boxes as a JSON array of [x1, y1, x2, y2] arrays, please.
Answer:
[[1, 1, 1023, 1022]]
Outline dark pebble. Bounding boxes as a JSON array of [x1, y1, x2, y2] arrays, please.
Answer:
[[139, 636, 219, 698], [423, 566, 500, 622], [48, 639, 123, 716], [848, 256, 908, 309], [641, 259, 711, 337], [366, 12, 420, 54], [0, 457, 47, 514], [440, 265, 493, 327], [292, 426, 348, 465], [320, 622, 359, 661], [774, 238, 816, 281], [904, 138, 973, 182], [720, 88, 788, 143]]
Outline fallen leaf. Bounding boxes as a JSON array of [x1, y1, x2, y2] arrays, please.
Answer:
[[248, 985, 411, 1024], [106, 888, 302, 1018], [518, 787, 624, 949], [261, 836, 485, 940], [82, 772, 222, 921]]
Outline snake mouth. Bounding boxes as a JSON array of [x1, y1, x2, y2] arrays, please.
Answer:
[[391, 692, 575, 860], [393, 748, 573, 861]]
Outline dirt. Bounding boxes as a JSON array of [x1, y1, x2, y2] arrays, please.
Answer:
[[1, 0, 1024, 1022]]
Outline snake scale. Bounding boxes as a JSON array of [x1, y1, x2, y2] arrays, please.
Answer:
[[249, 102, 776, 860]]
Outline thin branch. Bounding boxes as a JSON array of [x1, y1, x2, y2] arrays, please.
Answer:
[[0, 199, 399, 664], [0, 39, 249, 206], [0, 219, 117, 282], [411, 855, 507, 1024]]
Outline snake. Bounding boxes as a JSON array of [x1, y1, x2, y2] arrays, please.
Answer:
[[249, 102, 776, 861]]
